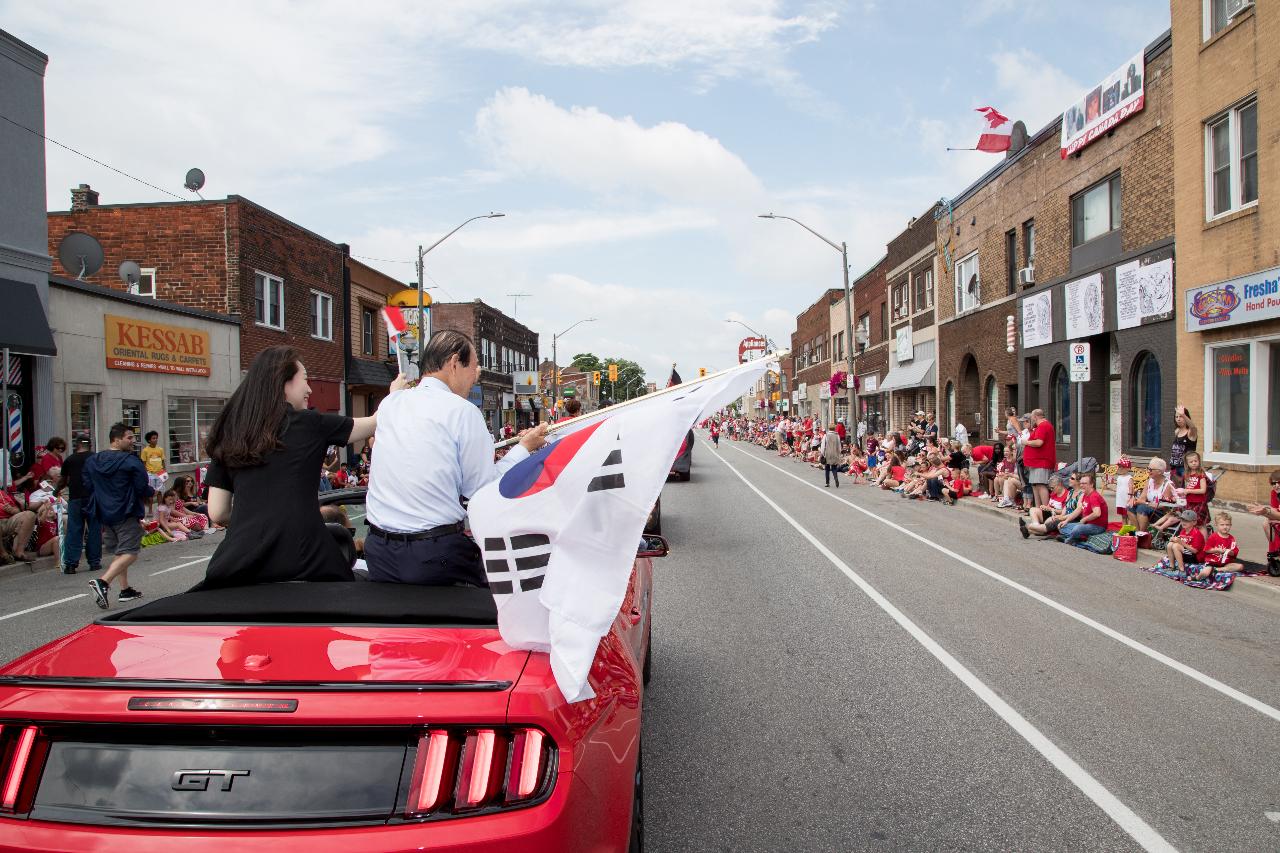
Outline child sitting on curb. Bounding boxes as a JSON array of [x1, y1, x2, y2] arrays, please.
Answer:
[[1200, 511, 1243, 575]]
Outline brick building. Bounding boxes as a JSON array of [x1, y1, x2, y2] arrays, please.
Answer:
[[790, 289, 843, 421], [47, 187, 347, 412], [880, 204, 941, 431], [431, 300, 539, 433], [850, 258, 890, 435], [936, 32, 1175, 466], [1171, 0, 1279, 503], [344, 256, 404, 425], [1015, 32, 1176, 465]]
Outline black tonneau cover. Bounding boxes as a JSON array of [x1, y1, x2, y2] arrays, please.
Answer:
[[100, 582, 498, 627]]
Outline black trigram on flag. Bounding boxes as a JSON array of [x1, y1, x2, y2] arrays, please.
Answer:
[[483, 534, 551, 595], [588, 445, 625, 492]]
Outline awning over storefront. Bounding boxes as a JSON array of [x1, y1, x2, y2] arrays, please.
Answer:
[[0, 279, 56, 357], [878, 358, 935, 392], [347, 357, 396, 387]]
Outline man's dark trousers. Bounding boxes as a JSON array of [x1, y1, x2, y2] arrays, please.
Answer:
[[824, 464, 839, 487], [62, 497, 101, 569], [365, 531, 487, 586]]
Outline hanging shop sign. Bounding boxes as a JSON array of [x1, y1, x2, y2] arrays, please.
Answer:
[[1185, 264, 1280, 332], [104, 315, 211, 377], [1060, 49, 1144, 159]]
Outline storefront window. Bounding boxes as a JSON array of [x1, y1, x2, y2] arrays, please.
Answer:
[[1131, 353, 1162, 450], [69, 393, 97, 451], [167, 397, 226, 465], [1269, 344, 1280, 456], [1210, 344, 1250, 454], [121, 400, 144, 456], [1051, 366, 1072, 443]]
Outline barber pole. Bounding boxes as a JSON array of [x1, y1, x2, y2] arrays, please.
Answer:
[[1006, 314, 1016, 354], [5, 356, 19, 388], [7, 394, 22, 463]]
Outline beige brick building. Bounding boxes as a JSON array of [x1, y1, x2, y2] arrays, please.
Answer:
[[1171, 0, 1280, 503]]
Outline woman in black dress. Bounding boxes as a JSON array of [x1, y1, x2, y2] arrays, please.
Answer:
[[196, 346, 404, 590]]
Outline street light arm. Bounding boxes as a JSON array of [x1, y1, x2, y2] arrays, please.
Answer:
[[554, 317, 597, 340], [420, 213, 505, 259], [725, 318, 779, 352], [758, 213, 843, 254]]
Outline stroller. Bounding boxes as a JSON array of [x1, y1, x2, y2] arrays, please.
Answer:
[[1056, 456, 1099, 479]]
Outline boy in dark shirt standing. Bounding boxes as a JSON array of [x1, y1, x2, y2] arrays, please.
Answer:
[[57, 436, 100, 574]]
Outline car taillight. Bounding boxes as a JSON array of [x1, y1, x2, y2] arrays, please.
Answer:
[[404, 726, 553, 819], [0, 725, 40, 814]]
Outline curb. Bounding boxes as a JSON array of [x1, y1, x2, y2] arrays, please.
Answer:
[[0, 554, 61, 583]]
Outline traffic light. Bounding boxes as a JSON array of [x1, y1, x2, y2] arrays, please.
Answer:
[[593, 370, 601, 385], [608, 363, 618, 382], [698, 367, 707, 378]]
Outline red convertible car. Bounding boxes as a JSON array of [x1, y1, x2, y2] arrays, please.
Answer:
[[0, 490, 664, 853]]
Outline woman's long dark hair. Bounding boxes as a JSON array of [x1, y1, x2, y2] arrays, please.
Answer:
[[206, 345, 300, 468]]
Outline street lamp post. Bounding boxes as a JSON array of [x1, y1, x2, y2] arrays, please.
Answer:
[[724, 318, 779, 354], [416, 212, 505, 369], [551, 318, 597, 417], [758, 214, 854, 427]]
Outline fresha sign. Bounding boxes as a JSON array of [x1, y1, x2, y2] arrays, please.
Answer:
[[104, 314, 211, 377]]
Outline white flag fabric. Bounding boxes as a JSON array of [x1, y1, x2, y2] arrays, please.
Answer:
[[468, 356, 775, 702]]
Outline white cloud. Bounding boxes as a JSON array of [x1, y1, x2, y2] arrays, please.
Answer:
[[463, 0, 837, 89], [475, 87, 765, 204], [991, 49, 1086, 135]]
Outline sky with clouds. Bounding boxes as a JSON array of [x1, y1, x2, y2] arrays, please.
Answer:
[[5, 0, 1171, 381]]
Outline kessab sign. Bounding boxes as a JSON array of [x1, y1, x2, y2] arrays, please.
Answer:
[[104, 314, 212, 376]]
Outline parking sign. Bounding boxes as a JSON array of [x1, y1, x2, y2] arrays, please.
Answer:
[[1070, 342, 1090, 382]]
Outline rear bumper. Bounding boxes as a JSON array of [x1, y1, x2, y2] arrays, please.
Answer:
[[0, 770, 622, 853]]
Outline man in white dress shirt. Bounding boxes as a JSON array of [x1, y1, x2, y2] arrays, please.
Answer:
[[365, 330, 548, 586]]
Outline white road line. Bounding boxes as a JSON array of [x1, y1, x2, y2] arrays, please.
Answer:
[[150, 556, 211, 577], [723, 440, 1280, 724], [704, 440, 1176, 853], [0, 594, 89, 622]]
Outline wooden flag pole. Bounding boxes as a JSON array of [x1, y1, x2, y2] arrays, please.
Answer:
[[493, 350, 790, 449]]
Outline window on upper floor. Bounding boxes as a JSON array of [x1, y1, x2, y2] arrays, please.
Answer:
[[1023, 220, 1035, 267], [891, 281, 910, 321], [309, 290, 333, 341], [912, 268, 933, 311], [1206, 96, 1258, 219], [129, 268, 157, 298], [1071, 174, 1121, 247], [1006, 230, 1018, 296], [857, 313, 870, 350], [254, 272, 284, 330], [954, 252, 980, 314], [879, 302, 887, 341], [361, 307, 375, 356], [1205, 0, 1251, 39]]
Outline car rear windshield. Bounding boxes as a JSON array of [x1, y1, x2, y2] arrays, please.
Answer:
[[100, 581, 498, 627]]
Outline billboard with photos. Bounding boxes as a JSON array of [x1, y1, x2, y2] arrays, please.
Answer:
[[1059, 50, 1145, 159]]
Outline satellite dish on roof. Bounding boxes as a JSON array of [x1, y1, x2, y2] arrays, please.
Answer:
[[57, 232, 104, 280], [184, 168, 206, 193], [118, 260, 142, 287]]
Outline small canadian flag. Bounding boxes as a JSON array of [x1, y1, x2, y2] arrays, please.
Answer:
[[381, 305, 408, 336], [974, 106, 1012, 153]]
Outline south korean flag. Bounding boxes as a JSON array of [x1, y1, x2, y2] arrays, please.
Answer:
[[468, 356, 774, 703]]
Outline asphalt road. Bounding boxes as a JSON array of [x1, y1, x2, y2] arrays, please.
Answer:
[[641, 434, 1280, 853], [0, 452, 1277, 851]]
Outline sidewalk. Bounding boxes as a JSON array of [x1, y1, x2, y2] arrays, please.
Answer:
[[0, 530, 219, 583], [954, 490, 1280, 601]]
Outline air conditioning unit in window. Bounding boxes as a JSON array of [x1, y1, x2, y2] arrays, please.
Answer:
[[1018, 266, 1035, 286], [1226, 0, 1253, 20]]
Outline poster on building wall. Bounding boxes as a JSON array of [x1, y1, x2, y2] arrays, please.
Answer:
[[1060, 49, 1145, 159], [1021, 290, 1053, 349], [104, 315, 211, 377], [1116, 256, 1174, 330], [895, 326, 913, 363], [1065, 273, 1105, 339]]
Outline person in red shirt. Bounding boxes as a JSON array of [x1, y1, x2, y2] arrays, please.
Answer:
[[1021, 409, 1057, 509], [1060, 472, 1106, 544], [709, 419, 720, 448], [1199, 511, 1243, 577], [834, 419, 846, 444], [0, 488, 37, 563], [1176, 451, 1211, 528], [942, 467, 971, 505], [1166, 509, 1206, 576]]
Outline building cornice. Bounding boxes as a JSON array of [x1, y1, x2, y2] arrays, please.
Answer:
[[0, 29, 48, 74], [0, 241, 52, 274]]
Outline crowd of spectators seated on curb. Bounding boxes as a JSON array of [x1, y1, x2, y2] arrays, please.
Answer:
[[702, 409, 1280, 584]]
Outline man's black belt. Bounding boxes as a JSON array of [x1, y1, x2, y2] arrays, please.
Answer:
[[367, 521, 465, 542]]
